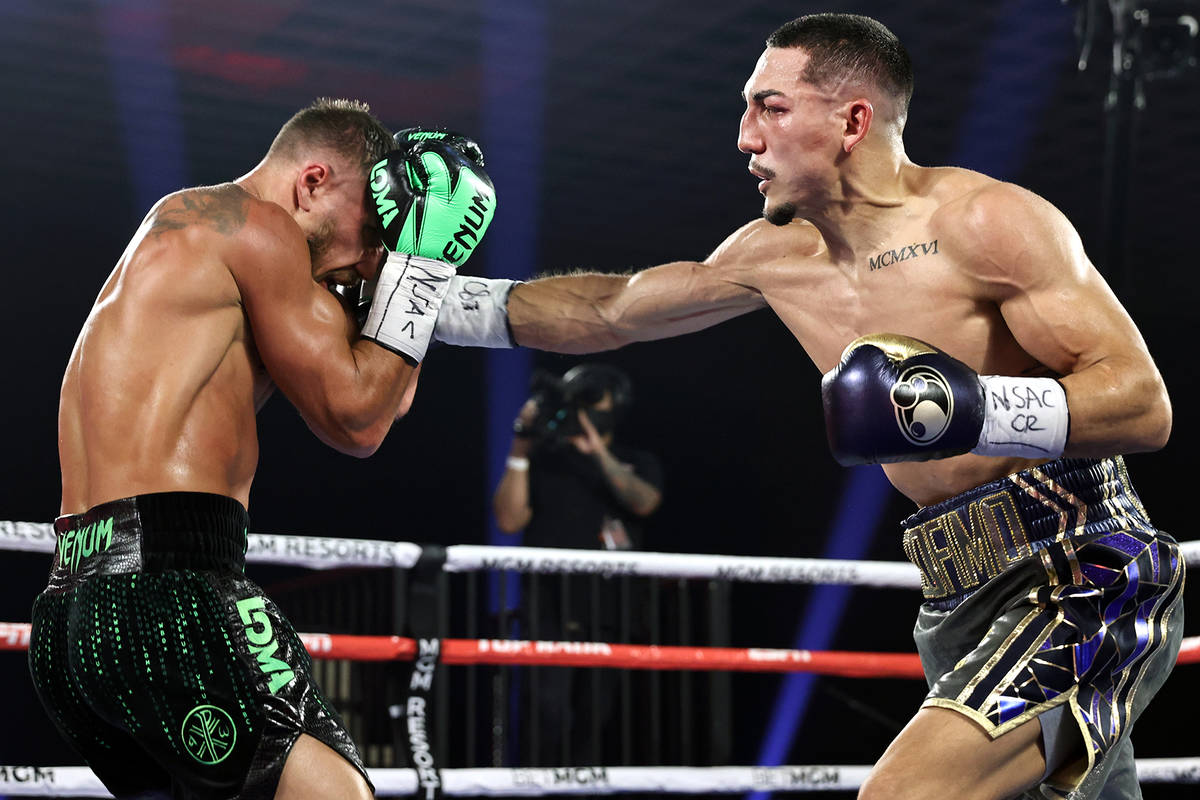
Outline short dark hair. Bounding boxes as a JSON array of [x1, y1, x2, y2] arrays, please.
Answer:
[[767, 14, 913, 117], [267, 97, 392, 175]]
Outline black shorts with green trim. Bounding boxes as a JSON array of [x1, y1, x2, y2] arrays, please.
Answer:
[[28, 491, 372, 800], [904, 457, 1185, 800]]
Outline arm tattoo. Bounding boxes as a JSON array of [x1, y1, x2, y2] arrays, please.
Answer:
[[596, 449, 660, 514]]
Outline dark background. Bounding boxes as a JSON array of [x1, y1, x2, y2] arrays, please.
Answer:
[[1, 0, 1196, 794]]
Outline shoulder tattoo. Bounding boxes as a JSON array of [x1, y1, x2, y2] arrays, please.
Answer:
[[146, 184, 249, 240]]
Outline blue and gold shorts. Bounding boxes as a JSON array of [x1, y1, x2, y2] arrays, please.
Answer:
[[29, 492, 371, 800], [903, 457, 1185, 799]]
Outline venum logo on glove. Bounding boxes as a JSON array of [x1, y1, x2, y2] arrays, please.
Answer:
[[369, 160, 401, 228], [440, 191, 491, 264], [890, 365, 954, 446]]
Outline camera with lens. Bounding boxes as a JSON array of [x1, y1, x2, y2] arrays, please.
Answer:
[[515, 364, 632, 442]]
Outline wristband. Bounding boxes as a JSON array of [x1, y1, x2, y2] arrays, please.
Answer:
[[433, 276, 518, 348], [361, 253, 455, 363], [973, 376, 1069, 458], [505, 456, 530, 471]]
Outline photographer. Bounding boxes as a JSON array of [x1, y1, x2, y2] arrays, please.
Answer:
[[492, 363, 663, 765], [493, 363, 662, 549]]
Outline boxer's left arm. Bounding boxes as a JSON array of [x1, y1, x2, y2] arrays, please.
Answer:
[[434, 219, 799, 354], [954, 182, 1170, 456], [507, 259, 765, 354]]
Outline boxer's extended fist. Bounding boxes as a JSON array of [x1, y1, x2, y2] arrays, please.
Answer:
[[367, 140, 495, 266], [821, 334, 986, 465]]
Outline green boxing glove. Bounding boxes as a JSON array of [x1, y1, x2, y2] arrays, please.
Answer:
[[369, 139, 495, 265], [361, 142, 496, 363]]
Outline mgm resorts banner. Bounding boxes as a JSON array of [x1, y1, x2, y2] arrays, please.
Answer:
[[391, 637, 442, 800]]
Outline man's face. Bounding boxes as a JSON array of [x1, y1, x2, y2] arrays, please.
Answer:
[[306, 169, 385, 288], [737, 47, 844, 225]]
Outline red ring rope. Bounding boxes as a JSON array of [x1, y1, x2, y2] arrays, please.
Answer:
[[3, 623, 1196, 678]]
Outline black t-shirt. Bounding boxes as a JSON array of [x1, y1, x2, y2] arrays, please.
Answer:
[[524, 440, 663, 551]]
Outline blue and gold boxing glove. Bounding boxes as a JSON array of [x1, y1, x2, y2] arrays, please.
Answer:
[[821, 334, 1069, 465], [361, 142, 496, 363]]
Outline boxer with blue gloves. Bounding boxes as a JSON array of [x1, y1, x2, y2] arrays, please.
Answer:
[[432, 14, 1182, 800]]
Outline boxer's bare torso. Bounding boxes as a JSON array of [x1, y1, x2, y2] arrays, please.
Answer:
[[508, 164, 1167, 506], [728, 167, 1048, 503], [504, 43, 1167, 508], [59, 186, 272, 513], [59, 170, 409, 516]]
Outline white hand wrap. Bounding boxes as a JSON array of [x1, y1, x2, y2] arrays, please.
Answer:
[[973, 375, 1069, 458], [433, 275, 518, 349], [360, 252, 455, 363]]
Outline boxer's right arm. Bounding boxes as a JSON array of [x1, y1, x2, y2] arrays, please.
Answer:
[[236, 142, 494, 456], [949, 183, 1170, 457], [231, 205, 417, 457]]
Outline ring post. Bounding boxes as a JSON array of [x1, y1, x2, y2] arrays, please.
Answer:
[[396, 544, 447, 799]]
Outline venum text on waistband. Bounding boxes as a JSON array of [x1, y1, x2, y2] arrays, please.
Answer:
[[57, 516, 115, 573]]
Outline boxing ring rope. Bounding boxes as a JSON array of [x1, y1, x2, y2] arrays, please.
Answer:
[[2, 621, 1197, 674], [0, 621, 904, 678], [0, 522, 922, 587], [2, 521, 1197, 795], [3, 760, 1198, 797], [4, 520, 1198, 586]]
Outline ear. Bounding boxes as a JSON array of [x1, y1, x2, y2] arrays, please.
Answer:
[[842, 99, 873, 153], [294, 162, 330, 212]]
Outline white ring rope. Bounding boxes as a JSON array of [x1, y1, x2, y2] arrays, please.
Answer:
[[1, 760, 1196, 796], [442, 545, 922, 588], [0, 521, 421, 571], [4, 520, 1199, 588], [0, 522, 922, 588]]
